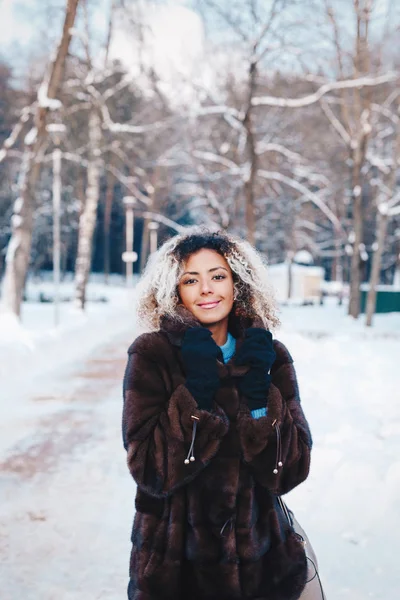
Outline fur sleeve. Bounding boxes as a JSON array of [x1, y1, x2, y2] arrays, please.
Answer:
[[122, 349, 229, 498], [236, 341, 312, 495]]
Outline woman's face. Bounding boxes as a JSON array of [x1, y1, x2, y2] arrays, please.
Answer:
[[178, 248, 234, 326]]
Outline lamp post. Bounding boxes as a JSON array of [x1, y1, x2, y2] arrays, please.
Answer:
[[122, 196, 138, 287], [148, 221, 159, 254], [47, 122, 66, 326]]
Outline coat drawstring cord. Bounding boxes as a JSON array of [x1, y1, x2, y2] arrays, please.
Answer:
[[272, 419, 283, 475], [184, 415, 199, 465], [220, 516, 235, 536]]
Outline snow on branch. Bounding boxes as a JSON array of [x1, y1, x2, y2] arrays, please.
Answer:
[[387, 191, 400, 211], [192, 150, 239, 171], [252, 72, 399, 108], [24, 128, 38, 146], [140, 211, 185, 232], [223, 112, 245, 132], [100, 101, 175, 134], [203, 187, 230, 227], [194, 105, 242, 120], [65, 102, 92, 116], [256, 142, 331, 186], [371, 103, 400, 125], [0, 106, 32, 163], [293, 166, 331, 187], [389, 204, 400, 216], [103, 74, 135, 101], [38, 81, 62, 110], [256, 142, 306, 163], [105, 164, 152, 206], [367, 152, 393, 175], [56, 152, 89, 168], [319, 98, 352, 145], [296, 219, 325, 233], [383, 89, 400, 109], [258, 169, 343, 231]]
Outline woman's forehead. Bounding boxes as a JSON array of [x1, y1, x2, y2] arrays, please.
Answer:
[[182, 248, 230, 270]]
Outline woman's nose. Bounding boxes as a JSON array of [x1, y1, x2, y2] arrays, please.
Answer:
[[200, 279, 213, 294]]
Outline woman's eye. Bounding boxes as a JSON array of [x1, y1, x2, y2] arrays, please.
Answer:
[[182, 274, 225, 285]]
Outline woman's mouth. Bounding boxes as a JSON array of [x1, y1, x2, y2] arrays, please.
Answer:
[[197, 300, 221, 310]]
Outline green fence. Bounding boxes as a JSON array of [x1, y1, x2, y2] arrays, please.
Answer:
[[360, 287, 400, 314]]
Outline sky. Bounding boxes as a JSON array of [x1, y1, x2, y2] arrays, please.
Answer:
[[0, 0, 398, 92], [0, 0, 194, 55], [0, 0, 33, 47], [0, 0, 205, 95]]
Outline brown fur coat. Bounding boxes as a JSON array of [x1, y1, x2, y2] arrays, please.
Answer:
[[122, 308, 312, 600]]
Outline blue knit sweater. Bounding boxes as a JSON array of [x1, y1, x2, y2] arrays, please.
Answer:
[[219, 333, 267, 419]]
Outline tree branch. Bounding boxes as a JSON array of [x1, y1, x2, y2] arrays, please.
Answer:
[[258, 169, 343, 232], [252, 72, 398, 108], [319, 98, 352, 145]]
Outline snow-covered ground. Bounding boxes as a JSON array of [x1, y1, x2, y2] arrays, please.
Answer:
[[0, 280, 399, 599], [277, 300, 400, 600], [0, 274, 137, 454]]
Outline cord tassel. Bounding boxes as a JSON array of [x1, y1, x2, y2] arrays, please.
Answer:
[[184, 415, 199, 465], [220, 516, 234, 536], [272, 420, 283, 474]]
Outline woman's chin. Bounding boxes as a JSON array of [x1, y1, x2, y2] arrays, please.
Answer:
[[193, 308, 230, 326]]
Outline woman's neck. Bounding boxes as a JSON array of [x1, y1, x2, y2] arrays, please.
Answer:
[[206, 318, 229, 346]]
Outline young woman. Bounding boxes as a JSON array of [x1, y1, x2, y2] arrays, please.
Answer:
[[122, 228, 313, 600]]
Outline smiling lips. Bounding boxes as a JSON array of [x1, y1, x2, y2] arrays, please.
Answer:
[[197, 300, 221, 309]]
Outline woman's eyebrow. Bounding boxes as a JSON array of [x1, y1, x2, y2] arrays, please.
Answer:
[[182, 266, 228, 276]]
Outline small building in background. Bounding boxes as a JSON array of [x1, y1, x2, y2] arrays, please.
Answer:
[[268, 251, 325, 304]]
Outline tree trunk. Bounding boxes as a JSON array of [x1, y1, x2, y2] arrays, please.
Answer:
[[393, 254, 400, 287], [243, 62, 258, 246], [347, 2, 372, 319], [348, 146, 366, 319], [348, 201, 363, 317], [140, 171, 158, 273], [1, 154, 37, 315], [0, 0, 79, 317], [365, 210, 388, 327], [287, 256, 293, 301], [74, 109, 102, 309], [103, 159, 115, 284], [139, 217, 150, 273]]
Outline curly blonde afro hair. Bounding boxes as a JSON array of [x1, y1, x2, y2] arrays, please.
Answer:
[[135, 226, 281, 331]]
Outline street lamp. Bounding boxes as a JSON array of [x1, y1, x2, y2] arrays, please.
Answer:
[[148, 221, 159, 254], [47, 122, 66, 327], [122, 196, 138, 287]]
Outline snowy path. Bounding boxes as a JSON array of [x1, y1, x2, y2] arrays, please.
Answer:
[[0, 333, 136, 600], [0, 298, 399, 599]]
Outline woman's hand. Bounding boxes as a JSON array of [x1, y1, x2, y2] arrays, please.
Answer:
[[235, 328, 276, 410], [181, 327, 221, 411]]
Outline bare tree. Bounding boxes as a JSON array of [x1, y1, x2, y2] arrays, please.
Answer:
[[0, 0, 79, 317], [190, 0, 397, 261], [74, 107, 102, 307], [366, 96, 400, 325], [320, 0, 397, 318]]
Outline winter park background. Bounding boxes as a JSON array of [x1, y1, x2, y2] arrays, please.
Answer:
[[1, 0, 400, 599]]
